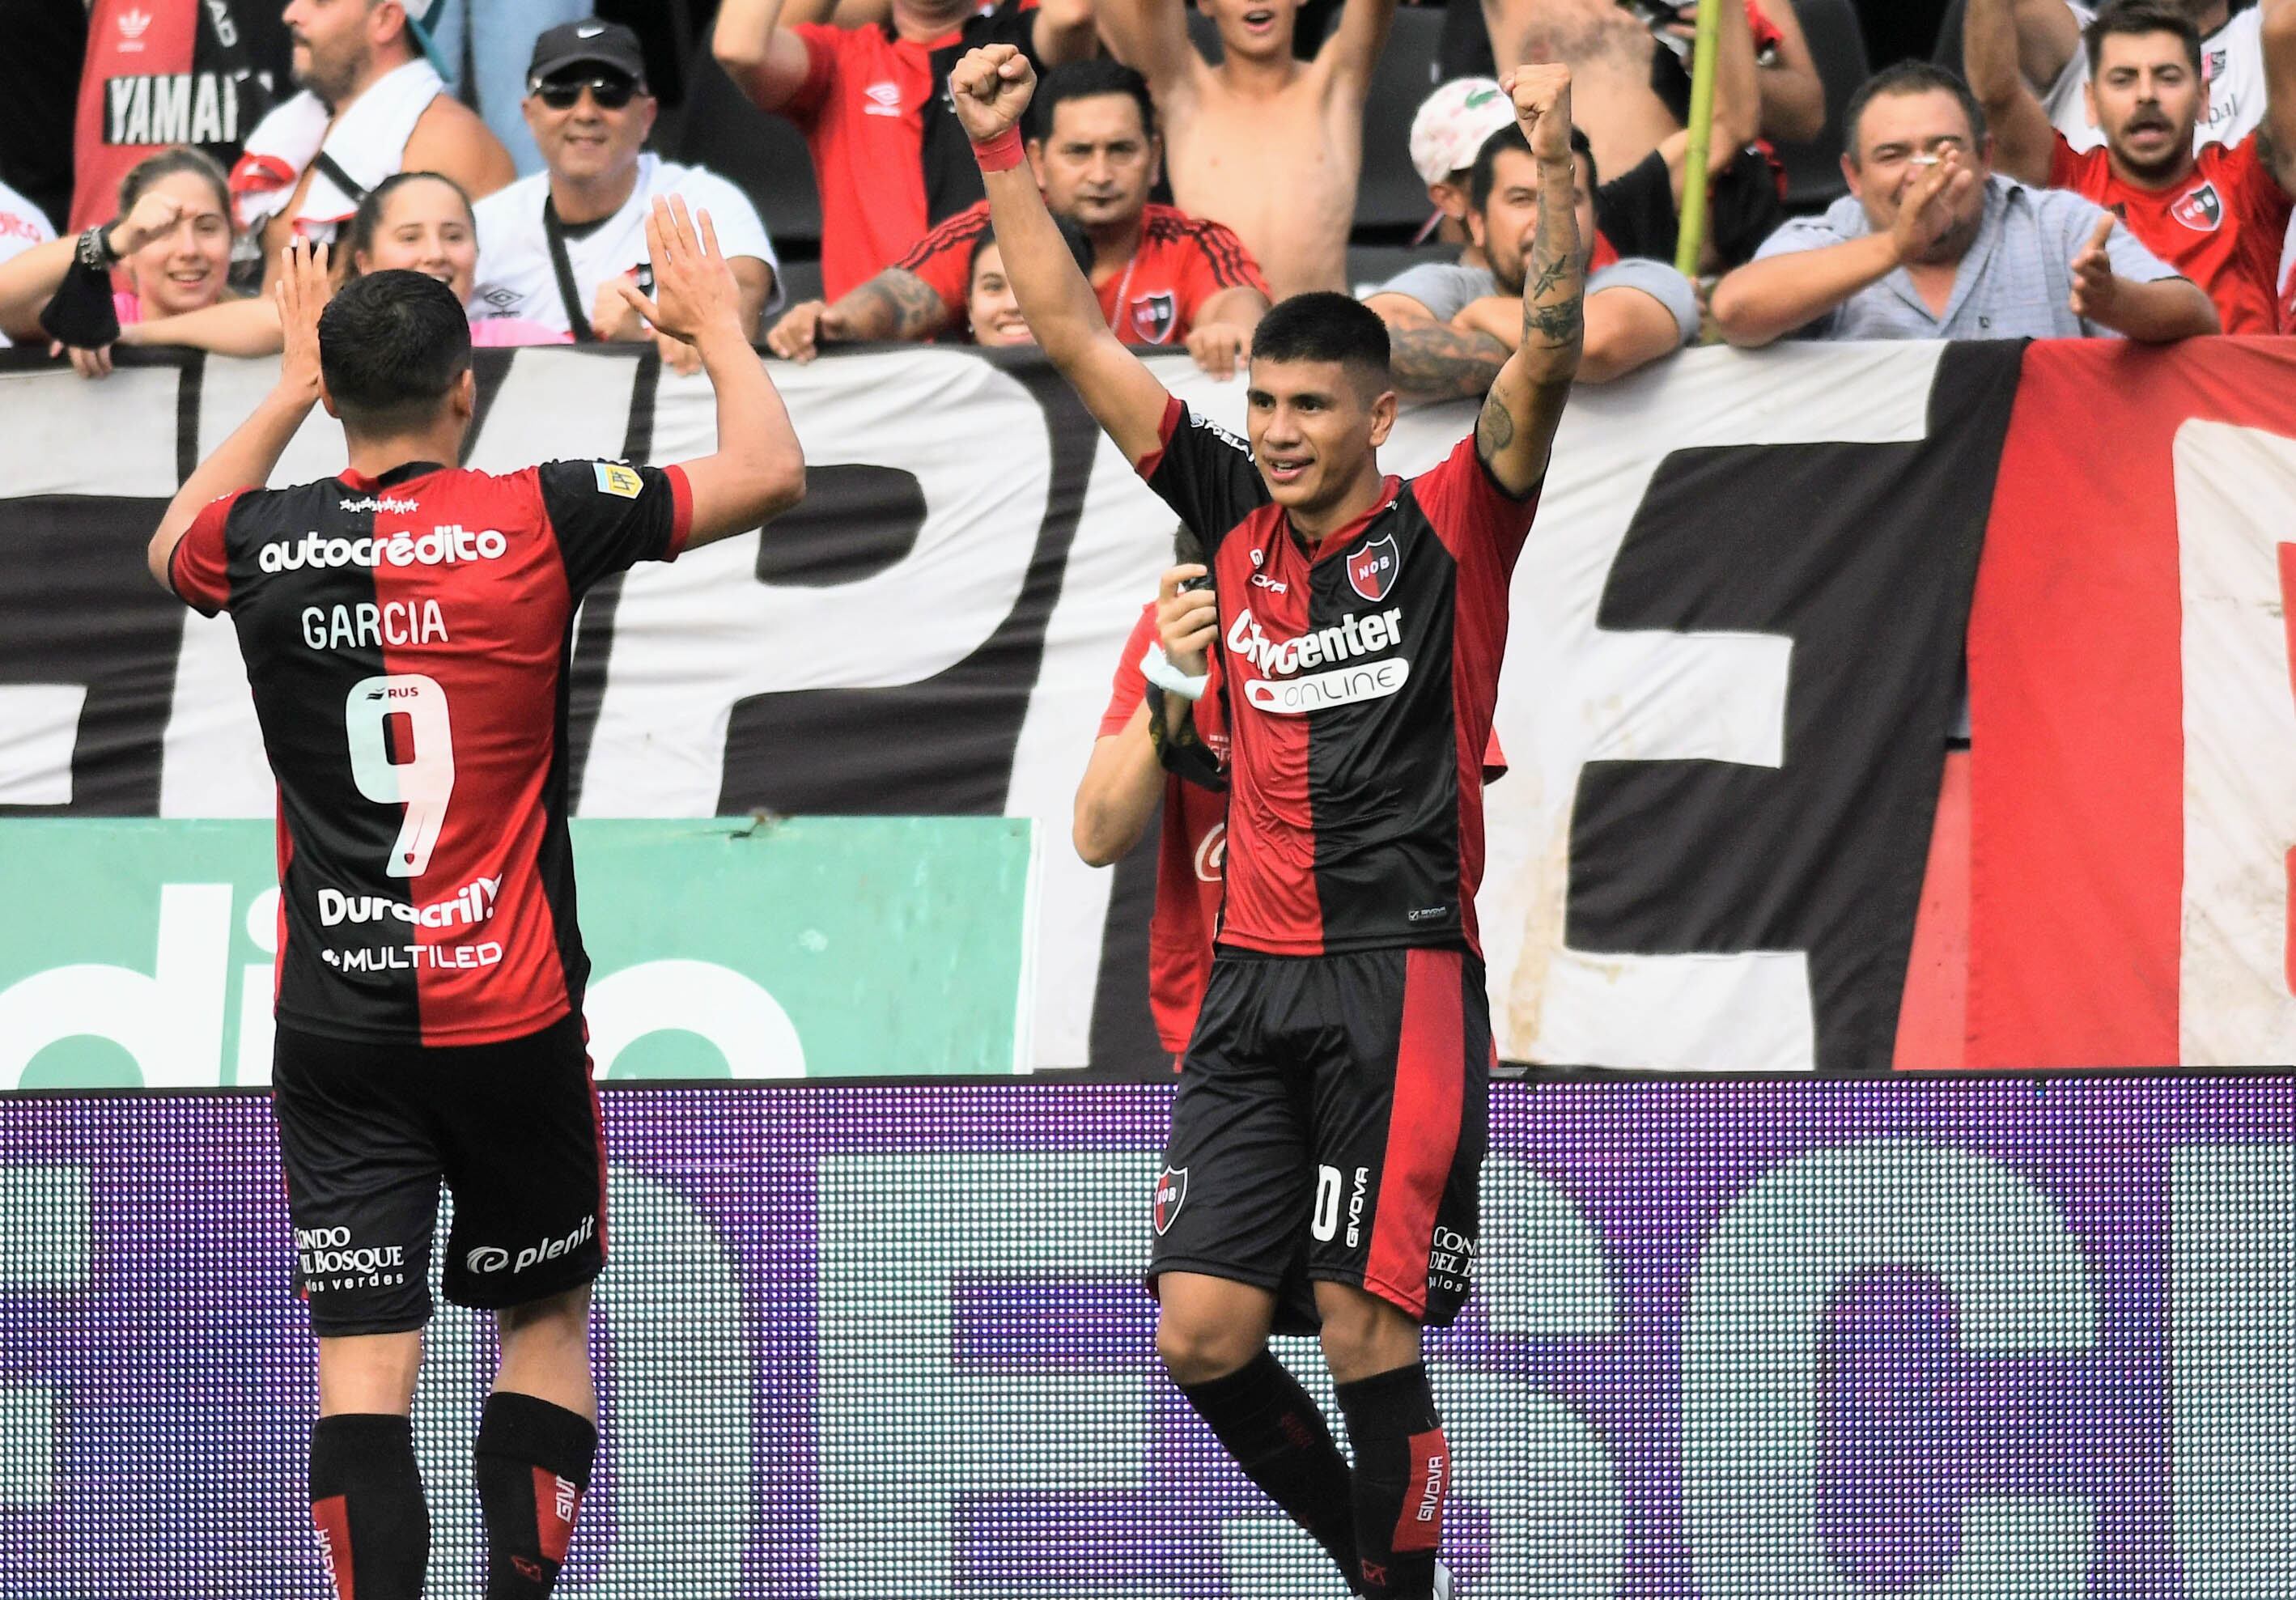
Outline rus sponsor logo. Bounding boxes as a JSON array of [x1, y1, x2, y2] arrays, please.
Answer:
[[259, 524, 507, 574]]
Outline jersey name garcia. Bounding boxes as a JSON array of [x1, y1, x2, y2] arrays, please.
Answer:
[[168, 458, 691, 1046]]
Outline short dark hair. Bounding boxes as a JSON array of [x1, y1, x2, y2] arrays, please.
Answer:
[[118, 145, 231, 220], [1029, 58, 1157, 143], [1842, 62, 1990, 163], [2084, 0, 2203, 76], [1467, 124, 1594, 214], [1248, 292, 1391, 391], [342, 172, 475, 278], [318, 269, 472, 432], [967, 215, 1095, 280]]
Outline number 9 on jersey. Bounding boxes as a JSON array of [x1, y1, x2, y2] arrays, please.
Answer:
[[346, 673, 457, 878]]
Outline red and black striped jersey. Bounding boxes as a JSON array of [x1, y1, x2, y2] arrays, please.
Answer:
[[898, 200, 1269, 346], [1135, 397, 1538, 958], [168, 456, 692, 1047]]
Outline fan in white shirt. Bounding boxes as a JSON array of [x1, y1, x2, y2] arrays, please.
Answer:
[[469, 20, 778, 371]]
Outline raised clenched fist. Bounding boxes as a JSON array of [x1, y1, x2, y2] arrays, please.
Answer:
[[948, 44, 1036, 145], [1502, 63, 1575, 166]]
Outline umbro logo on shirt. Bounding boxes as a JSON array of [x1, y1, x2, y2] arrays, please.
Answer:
[[864, 81, 902, 116], [2171, 182, 2223, 233]]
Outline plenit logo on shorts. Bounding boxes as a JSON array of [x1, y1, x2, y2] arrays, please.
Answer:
[[1227, 605, 1411, 715], [319, 876, 501, 930], [258, 524, 508, 573], [465, 1215, 596, 1276]]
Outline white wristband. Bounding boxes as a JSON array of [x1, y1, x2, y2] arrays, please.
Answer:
[[1140, 644, 1208, 702]]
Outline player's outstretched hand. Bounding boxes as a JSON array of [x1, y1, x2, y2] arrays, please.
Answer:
[[949, 44, 1035, 144], [616, 196, 741, 350], [1504, 62, 1575, 166], [2068, 214, 2120, 323], [274, 237, 331, 400], [1157, 564, 1219, 676]]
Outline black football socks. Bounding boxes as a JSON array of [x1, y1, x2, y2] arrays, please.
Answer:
[[473, 1391, 598, 1599], [309, 1412, 430, 1600], [1334, 1363, 1449, 1600], [1179, 1350, 1361, 1582]]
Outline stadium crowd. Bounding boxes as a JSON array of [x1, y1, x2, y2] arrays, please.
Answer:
[[0, 0, 2290, 376]]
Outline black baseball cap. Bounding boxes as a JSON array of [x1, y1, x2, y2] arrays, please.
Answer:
[[527, 19, 648, 87]]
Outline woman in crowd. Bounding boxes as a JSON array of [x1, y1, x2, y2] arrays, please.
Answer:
[[0, 147, 236, 375], [966, 219, 1095, 348], [125, 171, 569, 358]]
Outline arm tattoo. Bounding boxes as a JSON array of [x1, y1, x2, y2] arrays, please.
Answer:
[[1519, 164, 1586, 357], [845, 269, 952, 342], [1478, 151, 1583, 478], [1475, 396, 1517, 458], [1387, 324, 1511, 399], [1526, 296, 1585, 346]]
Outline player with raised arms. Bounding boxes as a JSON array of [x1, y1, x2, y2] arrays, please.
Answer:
[[145, 201, 804, 1600], [949, 42, 1582, 1600]]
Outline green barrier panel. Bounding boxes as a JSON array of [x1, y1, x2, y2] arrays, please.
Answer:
[[0, 817, 1034, 1088]]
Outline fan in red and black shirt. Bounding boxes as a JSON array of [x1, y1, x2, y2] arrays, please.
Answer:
[[956, 45, 1584, 1600], [766, 60, 1271, 376], [146, 205, 804, 1600], [1077, 589, 1511, 1065], [711, 0, 1097, 301], [1968, 0, 2296, 333]]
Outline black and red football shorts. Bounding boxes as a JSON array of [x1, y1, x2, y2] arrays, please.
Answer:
[[1148, 946, 1490, 1333], [270, 1012, 608, 1337]]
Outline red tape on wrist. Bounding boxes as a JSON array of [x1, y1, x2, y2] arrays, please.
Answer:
[[972, 127, 1025, 173]]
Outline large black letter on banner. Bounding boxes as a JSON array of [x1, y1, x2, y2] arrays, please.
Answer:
[[711, 357, 1101, 816], [0, 497, 184, 814], [1562, 343, 2022, 1072]]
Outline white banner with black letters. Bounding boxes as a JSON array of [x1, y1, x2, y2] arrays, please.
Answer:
[[0, 341, 2014, 1072]]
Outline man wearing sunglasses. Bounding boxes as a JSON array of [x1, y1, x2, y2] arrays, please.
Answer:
[[470, 19, 781, 363]]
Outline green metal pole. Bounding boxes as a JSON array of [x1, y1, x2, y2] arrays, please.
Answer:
[[1673, 0, 1725, 278]]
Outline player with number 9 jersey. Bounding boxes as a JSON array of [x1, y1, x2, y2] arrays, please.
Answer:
[[172, 456, 684, 1046], [147, 202, 802, 1600]]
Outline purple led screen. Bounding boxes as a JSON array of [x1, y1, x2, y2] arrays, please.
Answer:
[[0, 1078, 2289, 1598]]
